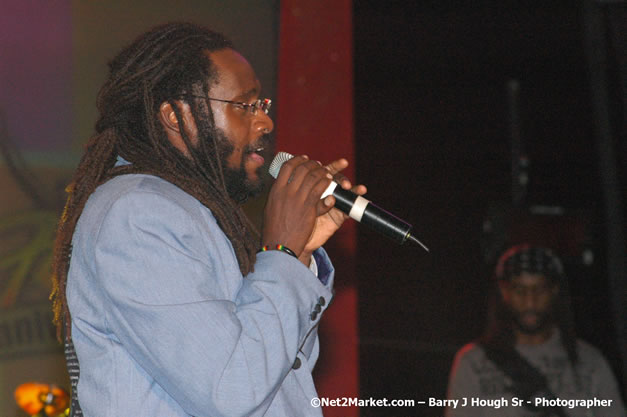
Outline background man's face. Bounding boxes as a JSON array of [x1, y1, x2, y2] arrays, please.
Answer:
[[500, 272, 558, 334]]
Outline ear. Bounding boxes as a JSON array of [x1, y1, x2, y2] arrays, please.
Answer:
[[158, 101, 190, 156], [158, 101, 180, 133]]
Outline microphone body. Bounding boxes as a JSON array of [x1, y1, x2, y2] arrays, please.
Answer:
[[268, 152, 428, 249]]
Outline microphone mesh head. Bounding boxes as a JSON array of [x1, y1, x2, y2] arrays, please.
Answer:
[[268, 152, 294, 178]]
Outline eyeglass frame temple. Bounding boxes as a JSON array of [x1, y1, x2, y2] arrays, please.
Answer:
[[177, 95, 272, 114]]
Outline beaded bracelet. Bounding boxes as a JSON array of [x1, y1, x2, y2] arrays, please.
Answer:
[[259, 244, 298, 258]]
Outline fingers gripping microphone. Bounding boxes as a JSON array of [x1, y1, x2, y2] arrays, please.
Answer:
[[268, 152, 429, 251]]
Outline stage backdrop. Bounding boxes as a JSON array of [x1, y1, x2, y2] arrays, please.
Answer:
[[1, 2, 357, 416]]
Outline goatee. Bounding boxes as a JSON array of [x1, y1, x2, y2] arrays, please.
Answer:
[[214, 128, 270, 203]]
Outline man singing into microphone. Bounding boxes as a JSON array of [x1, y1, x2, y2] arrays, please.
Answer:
[[50, 22, 365, 417]]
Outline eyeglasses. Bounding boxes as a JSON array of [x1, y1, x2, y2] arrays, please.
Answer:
[[182, 95, 272, 115]]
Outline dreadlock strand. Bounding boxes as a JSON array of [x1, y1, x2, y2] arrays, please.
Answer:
[[51, 127, 119, 341]]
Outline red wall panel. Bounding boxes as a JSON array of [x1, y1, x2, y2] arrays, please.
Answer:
[[278, 1, 359, 416]]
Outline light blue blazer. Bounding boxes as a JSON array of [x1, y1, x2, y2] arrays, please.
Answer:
[[67, 173, 335, 417]]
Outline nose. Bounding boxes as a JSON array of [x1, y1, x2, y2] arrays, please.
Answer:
[[520, 289, 540, 310], [522, 294, 535, 310], [253, 110, 274, 135]]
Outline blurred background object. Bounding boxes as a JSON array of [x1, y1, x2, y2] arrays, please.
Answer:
[[14, 382, 69, 417]]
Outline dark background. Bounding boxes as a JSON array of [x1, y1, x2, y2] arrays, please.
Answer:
[[353, 1, 626, 415]]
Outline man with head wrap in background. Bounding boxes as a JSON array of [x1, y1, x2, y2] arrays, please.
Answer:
[[445, 244, 625, 417]]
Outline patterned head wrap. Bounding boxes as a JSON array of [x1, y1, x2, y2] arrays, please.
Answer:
[[495, 244, 564, 282]]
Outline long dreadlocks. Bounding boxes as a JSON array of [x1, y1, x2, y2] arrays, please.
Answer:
[[51, 22, 260, 341]]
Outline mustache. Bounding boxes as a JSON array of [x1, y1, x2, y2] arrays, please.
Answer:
[[519, 310, 541, 316], [244, 134, 273, 154]]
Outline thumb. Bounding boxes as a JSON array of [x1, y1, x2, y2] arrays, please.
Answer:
[[316, 195, 335, 216]]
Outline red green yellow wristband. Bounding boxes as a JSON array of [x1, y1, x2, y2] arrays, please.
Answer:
[[259, 244, 298, 258]]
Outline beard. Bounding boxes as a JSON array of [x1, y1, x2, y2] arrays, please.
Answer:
[[212, 127, 269, 204], [185, 104, 271, 204], [510, 308, 554, 335]]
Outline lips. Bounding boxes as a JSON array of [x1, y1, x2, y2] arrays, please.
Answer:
[[521, 312, 539, 323], [248, 151, 265, 165], [246, 139, 270, 166]]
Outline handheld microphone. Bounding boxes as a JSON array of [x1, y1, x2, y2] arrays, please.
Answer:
[[268, 152, 429, 251]]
